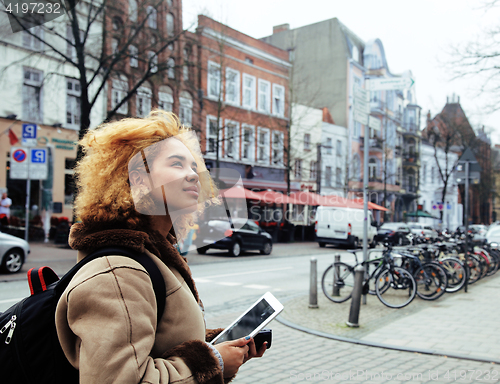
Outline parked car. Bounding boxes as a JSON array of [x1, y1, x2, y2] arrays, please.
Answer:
[[408, 223, 438, 242], [486, 226, 500, 244], [0, 231, 30, 274], [469, 224, 488, 242], [374, 223, 412, 246], [194, 219, 273, 257], [314, 206, 377, 249]]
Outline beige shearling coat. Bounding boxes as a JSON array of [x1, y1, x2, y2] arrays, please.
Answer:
[[55, 224, 225, 384]]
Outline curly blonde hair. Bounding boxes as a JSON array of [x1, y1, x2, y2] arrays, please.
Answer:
[[74, 110, 219, 239]]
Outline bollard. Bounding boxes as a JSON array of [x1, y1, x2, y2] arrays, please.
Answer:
[[346, 265, 365, 327], [333, 254, 341, 296], [309, 257, 319, 308]]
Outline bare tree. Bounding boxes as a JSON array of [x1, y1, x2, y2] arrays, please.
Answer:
[[7, 0, 190, 150]]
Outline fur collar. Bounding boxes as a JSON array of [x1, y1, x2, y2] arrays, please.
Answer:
[[69, 223, 199, 301]]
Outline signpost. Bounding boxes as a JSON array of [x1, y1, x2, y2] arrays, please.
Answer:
[[366, 77, 414, 91], [10, 146, 47, 241], [455, 148, 481, 293]]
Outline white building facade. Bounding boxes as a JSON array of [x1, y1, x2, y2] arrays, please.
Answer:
[[419, 143, 462, 230]]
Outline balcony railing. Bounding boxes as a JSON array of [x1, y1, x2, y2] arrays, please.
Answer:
[[403, 183, 418, 193], [403, 152, 420, 164], [404, 122, 420, 134], [360, 136, 383, 150]]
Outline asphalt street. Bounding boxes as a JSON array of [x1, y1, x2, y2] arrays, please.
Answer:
[[0, 241, 498, 383]]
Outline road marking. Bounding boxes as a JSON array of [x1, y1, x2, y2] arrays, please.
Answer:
[[197, 267, 293, 280], [218, 282, 241, 286], [243, 284, 271, 290], [193, 278, 212, 283]]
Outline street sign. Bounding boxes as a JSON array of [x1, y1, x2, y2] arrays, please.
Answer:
[[368, 116, 381, 130], [22, 123, 37, 147], [10, 147, 47, 180], [353, 109, 368, 125], [367, 77, 414, 91]]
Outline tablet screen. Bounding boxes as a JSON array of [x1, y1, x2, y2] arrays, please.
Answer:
[[212, 298, 275, 344]]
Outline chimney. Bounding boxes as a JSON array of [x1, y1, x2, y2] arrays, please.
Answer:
[[426, 110, 431, 123], [273, 24, 290, 34]]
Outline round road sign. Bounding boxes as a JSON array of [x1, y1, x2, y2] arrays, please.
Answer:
[[13, 149, 27, 163]]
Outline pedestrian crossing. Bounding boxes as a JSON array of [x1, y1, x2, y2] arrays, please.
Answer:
[[194, 276, 283, 291]]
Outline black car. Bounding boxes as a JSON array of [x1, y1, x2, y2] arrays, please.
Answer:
[[194, 219, 273, 256], [374, 223, 412, 246]]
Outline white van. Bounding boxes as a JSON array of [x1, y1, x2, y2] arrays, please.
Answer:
[[314, 206, 377, 248]]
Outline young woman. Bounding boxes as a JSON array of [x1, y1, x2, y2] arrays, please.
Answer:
[[55, 111, 265, 383]]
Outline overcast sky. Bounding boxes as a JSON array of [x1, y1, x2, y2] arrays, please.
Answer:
[[183, 0, 500, 145]]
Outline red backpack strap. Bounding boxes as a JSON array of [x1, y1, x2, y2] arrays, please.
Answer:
[[27, 267, 60, 295]]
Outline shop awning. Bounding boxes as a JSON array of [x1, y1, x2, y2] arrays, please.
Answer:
[[253, 190, 294, 204], [352, 198, 389, 211], [220, 187, 262, 201], [289, 191, 322, 206], [405, 211, 439, 219]]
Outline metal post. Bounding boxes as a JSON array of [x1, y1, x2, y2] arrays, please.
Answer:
[[309, 257, 319, 308], [347, 265, 365, 327], [25, 177, 30, 242], [464, 161, 469, 293], [316, 143, 322, 194], [333, 254, 340, 296]]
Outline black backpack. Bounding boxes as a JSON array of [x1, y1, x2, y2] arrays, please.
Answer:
[[0, 247, 166, 384]]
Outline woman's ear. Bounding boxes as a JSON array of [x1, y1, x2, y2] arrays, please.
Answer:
[[129, 170, 147, 187]]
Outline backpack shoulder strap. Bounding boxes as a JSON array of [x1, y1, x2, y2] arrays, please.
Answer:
[[57, 247, 166, 325]]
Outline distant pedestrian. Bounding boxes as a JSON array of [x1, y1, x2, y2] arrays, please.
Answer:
[[0, 192, 12, 227]]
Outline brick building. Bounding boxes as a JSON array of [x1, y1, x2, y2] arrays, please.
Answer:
[[195, 16, 292, 191]]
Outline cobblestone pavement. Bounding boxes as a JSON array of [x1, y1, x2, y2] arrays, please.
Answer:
[[206, 273, 500, 383]]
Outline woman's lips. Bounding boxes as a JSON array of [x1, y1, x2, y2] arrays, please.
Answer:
[[183, 187, 199, 198]]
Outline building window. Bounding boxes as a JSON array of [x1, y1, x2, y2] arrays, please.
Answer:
[[129, 45, 138, 67], [257, 127, 270, 163], [111, 78, 128, 114], [129, 0, 138, 21], [241, 125, 255, 162], [207, 61, 221, 99], [422, 162, 427, 185], [23, 25, 43, 50], [64, 159, 76, 206], [167, 57, 175, 79], [66, 78, 80, 129], [242, 73, 256, 110], [272, 131, 284, 165], [148, 51, 158, 73], [310, 161, 317, 180], [166, 13, 175, 36], [353, 122, 361, 138], [22, 68, 43, 122], [369, 158, 377, 179], [158, 86, 173, 111], [225, 68, 240, 105], [326, 138, 332, 155], [258, 79, 271, 114], [336, 140, 342, 157], [183, 47, 190, 81], [136, 85, 152, 117], [224, 121, 239, 160], [304, 133, 311, 150], [206, 117, 219, 155], [294, 159, 302, 179], [147, 6, 157, 29], [111, 38, 119, 55], [325, 166, 332, 187], [179, 91, 193, 127], [336, 167, 342, 187], [272, 84, 285, 117]]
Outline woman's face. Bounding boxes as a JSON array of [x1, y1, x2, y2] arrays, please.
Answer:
[[134, 138, 201, 216]]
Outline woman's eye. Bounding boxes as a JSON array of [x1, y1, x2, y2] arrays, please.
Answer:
[[172, 161, 182, 167]]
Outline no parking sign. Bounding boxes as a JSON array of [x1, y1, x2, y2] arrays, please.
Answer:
[[10, 147, 47, 180]]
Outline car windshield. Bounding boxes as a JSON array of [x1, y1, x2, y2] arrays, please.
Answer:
[[380, 223, 400, 230], [408, 224, 422, 229]]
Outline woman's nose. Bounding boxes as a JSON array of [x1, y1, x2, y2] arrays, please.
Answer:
[[186, 168, 199, 183]]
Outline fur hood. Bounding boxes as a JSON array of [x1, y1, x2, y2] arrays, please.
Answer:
[[69, 222, 199, 302]]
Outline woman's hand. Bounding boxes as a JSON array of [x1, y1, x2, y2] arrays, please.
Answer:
[[214, 337, 267, 378]]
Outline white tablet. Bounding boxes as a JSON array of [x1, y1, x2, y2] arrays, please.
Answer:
[[210, 292, 284, 345]]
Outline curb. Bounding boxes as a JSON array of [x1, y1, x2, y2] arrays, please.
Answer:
[[276, 316, 500, 365]]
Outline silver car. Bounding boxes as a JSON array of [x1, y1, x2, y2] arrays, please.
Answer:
[[0, 231, 30, 274]]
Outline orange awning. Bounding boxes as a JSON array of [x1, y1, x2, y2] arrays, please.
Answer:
[[220, 187, 262, 201], [253, 190, 293, 204]]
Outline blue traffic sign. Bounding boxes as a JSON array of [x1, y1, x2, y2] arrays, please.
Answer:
[[12, 149, 27, 162], [31, 149, 46, 163], [22, 124, 37, 139]]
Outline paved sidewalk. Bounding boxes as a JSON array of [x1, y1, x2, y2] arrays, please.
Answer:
[[205, 273, 500, 383]]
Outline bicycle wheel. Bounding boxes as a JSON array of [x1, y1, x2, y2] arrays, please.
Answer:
[[486, 250, 500, 276], [465, 254, 482, 284], [414, 264, 447, 301], [366, 259, 382, 295], [321, 262, 355, 303], [375, 267, 416, 308], [438, 258, 466, 293]]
